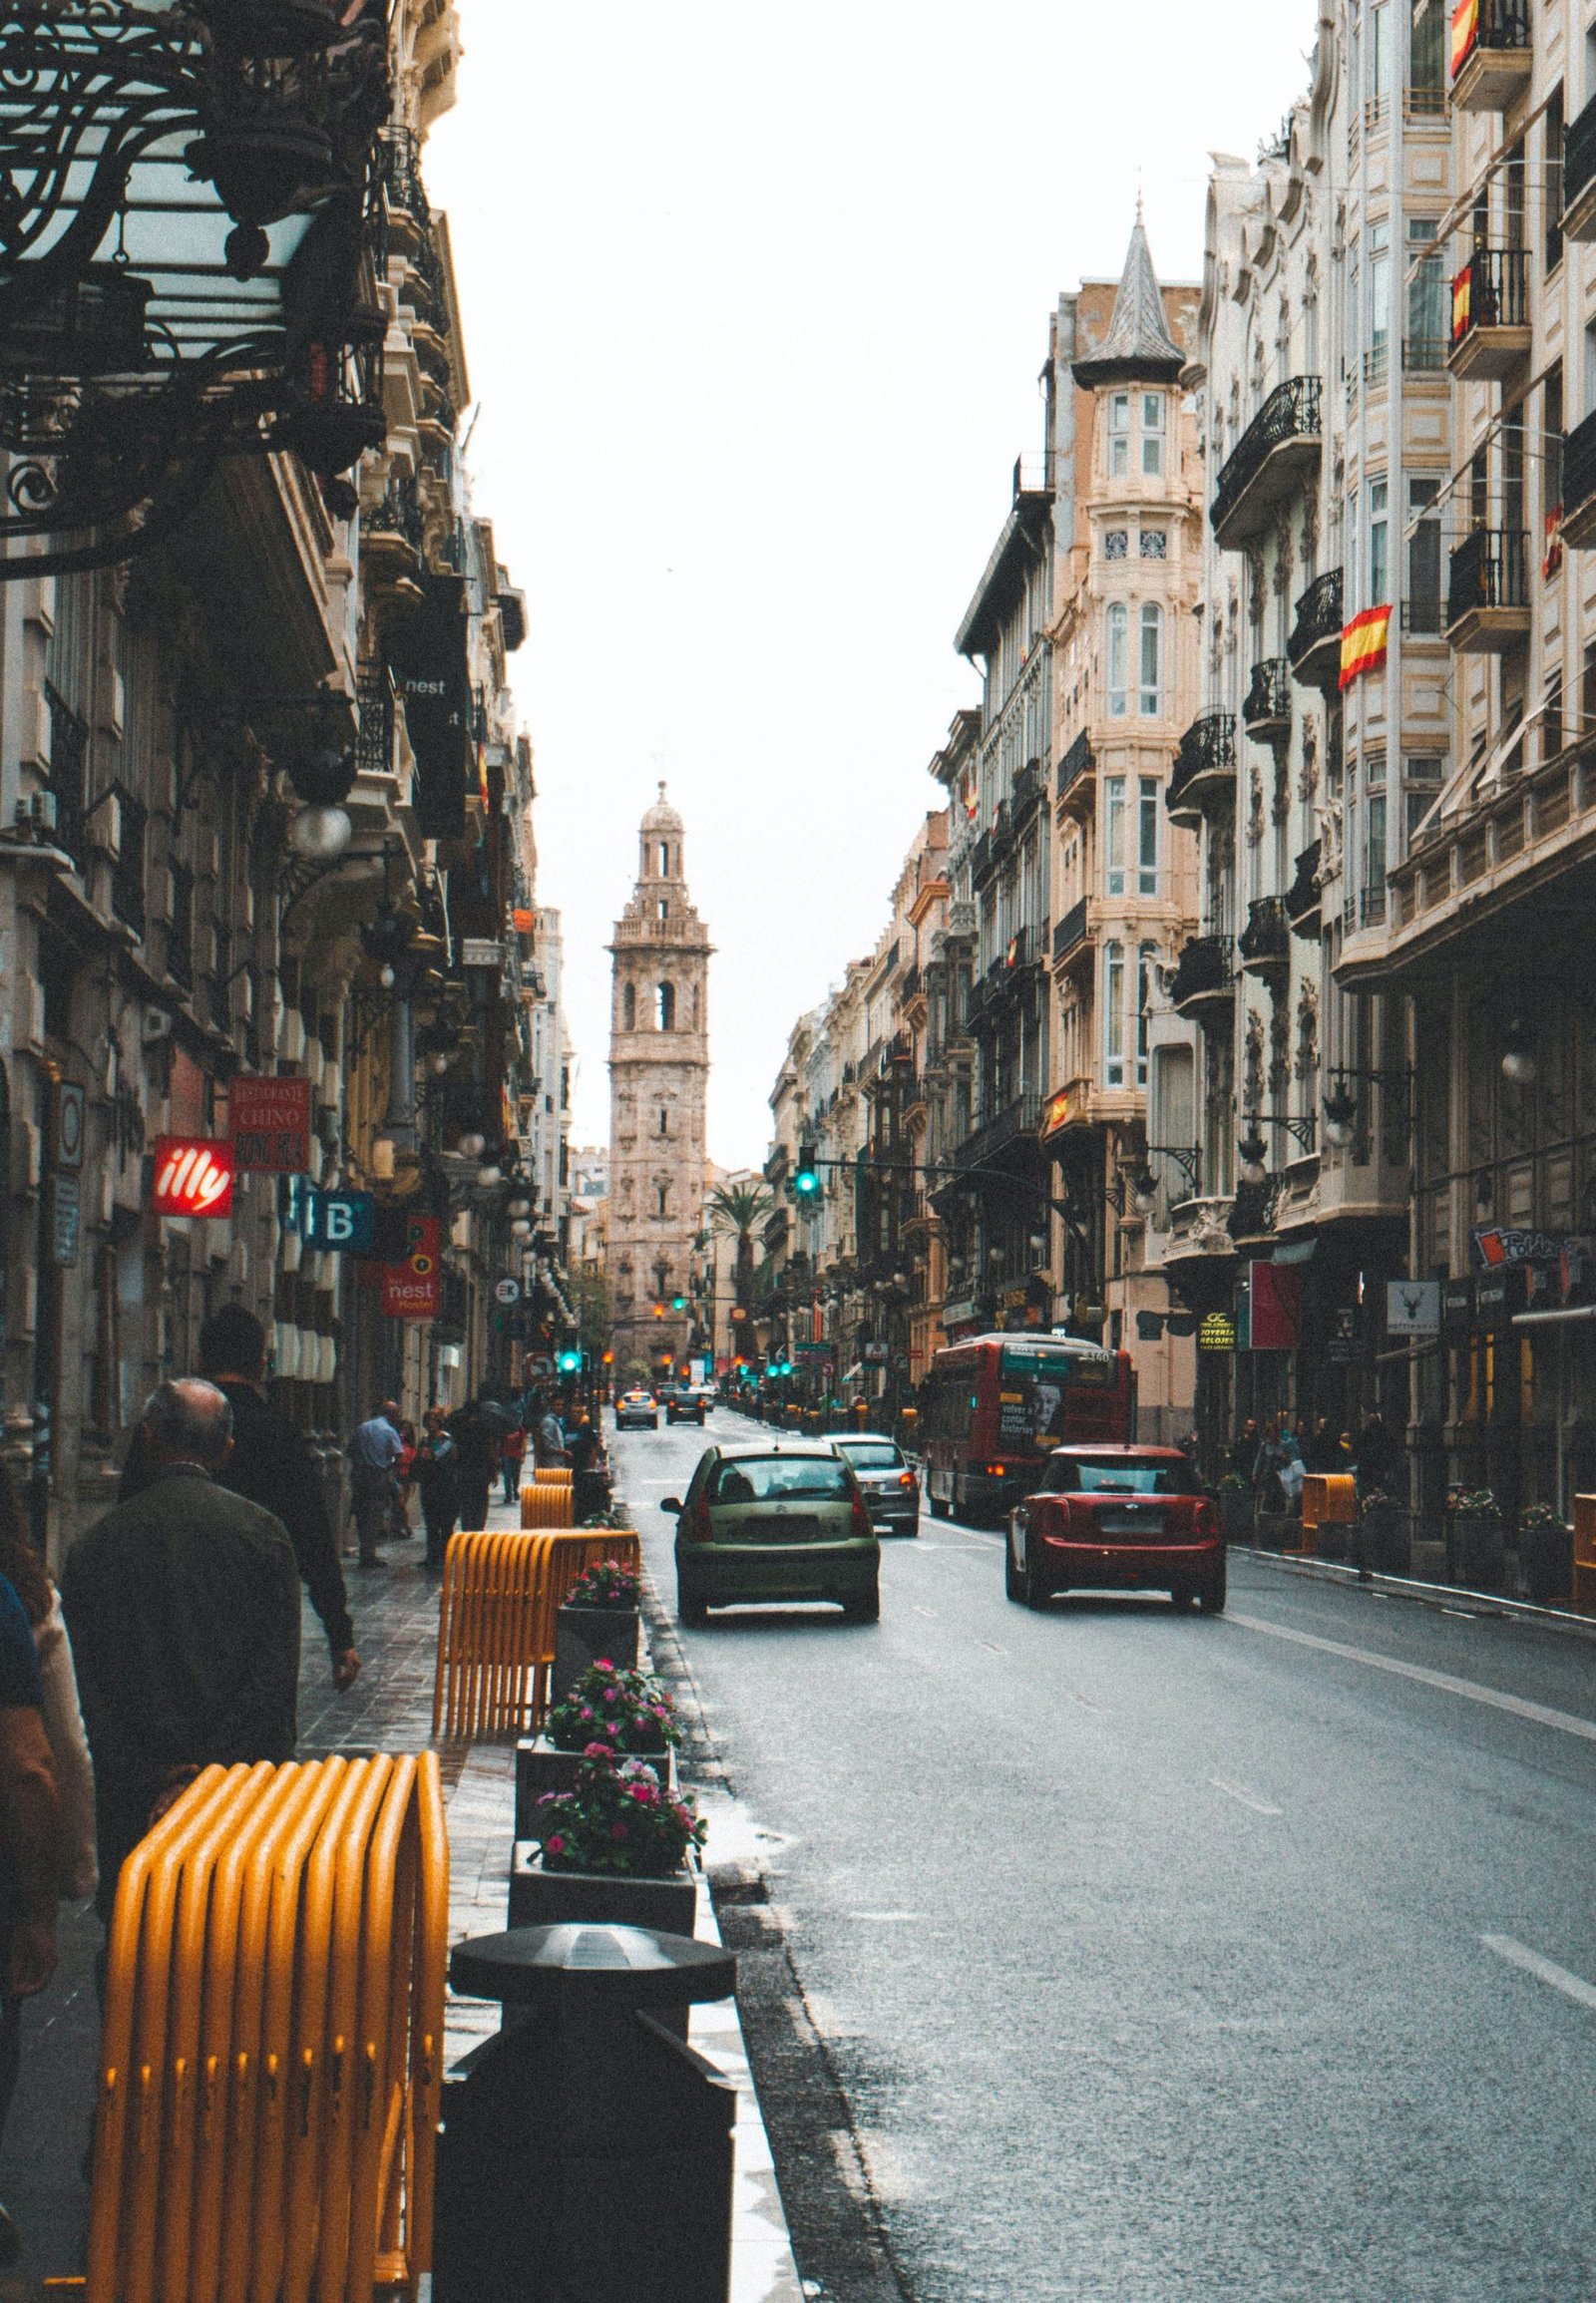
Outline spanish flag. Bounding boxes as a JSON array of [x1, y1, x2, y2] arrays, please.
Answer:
[[1340, 605, 1392, 690], [1450, 0, 1478, 80], [1451, 262, 1472, 343]]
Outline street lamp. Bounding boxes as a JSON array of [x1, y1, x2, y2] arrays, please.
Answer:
[[1501, 1017, 1537, 1086], [1131, 1166, 1159, 1217], [1322, 1084, 1359, 1150], [1237, 1130, 1269, 1188]]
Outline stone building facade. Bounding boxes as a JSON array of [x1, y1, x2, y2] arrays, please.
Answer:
[[604, 788, 711, 1379]]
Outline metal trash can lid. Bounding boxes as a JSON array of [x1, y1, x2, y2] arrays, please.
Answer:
[[451, 1922, 736, 2009]]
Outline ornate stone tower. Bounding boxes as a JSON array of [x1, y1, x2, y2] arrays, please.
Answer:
[[605, 786, 712, 1376]]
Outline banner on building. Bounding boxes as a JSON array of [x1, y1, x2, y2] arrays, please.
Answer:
[[1449, 0, 1478, 78], [304, 1189, 375, 1254], [151, 1136, 234, 1219], [1472, 1225, 1561, 1269], [1387, 1279, 1441, 1337], [381, 1214, 441, 1319], [1239, 1259, 1300, 1350], [230, 1076, 312, 1173], [1339, 604, 1392, 690], [385, 571, 471, 840]]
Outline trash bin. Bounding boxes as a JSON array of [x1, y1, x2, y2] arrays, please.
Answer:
[[435, 1921, 738, 2303]]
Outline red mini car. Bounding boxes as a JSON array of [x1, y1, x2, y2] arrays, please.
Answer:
[[1004, 1445, 1225, 1613]]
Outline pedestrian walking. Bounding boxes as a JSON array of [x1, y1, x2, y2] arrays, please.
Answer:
[[1355, 1411, 1402, 1500], [61, 1380, 299, 1920], [531, 1390, 569, 1470], [1305, 1415, 1342, 1475], [0, 1463, 95, 1910], [448, 1396, 500, 1532], [392, 1420, 418, 1540], [349, 1398, 404, 1569], [411, 1407, 461, 1571], [1229, 1417, 1264, 1488], [198, 1304, 361, 1689], [499, 1420, 527, 1507], [0, 1554, 61, 2266]]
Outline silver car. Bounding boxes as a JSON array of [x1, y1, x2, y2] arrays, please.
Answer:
[[824, 1434, 920, 1536]]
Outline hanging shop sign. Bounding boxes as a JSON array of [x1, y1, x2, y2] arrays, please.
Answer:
[[304, 1188, 375, 1255], [494, 1278, 522, 1305], [1475, 1267, 1526, 1330], [151, 1136, 235, 1219], [1198, 1312, 1236, 1352], [1472, 1225, 1561, 1270], [1386, 1279, 1441, 1338], [381, 1214, 441, 1319], [385, 571, 471, 840], [1442, 1278, 1475, 1335], [1325, 1307, 1359, 1365], [52, 1174, 81, 1268], [53, 1080, 86, 1174], [230, 1075, 312, 1174]]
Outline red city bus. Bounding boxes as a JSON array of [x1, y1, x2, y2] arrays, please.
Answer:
[[918, 1332, 1136, 1524]]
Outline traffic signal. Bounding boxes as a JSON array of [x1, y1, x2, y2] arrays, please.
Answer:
[[556, 1347, 582, 1375], [794, 1145, 819, 1197], [671, 1295, 686, 1312], [600, 1350, 614, 1366]]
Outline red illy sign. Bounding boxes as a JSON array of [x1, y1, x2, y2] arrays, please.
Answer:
[[382, 1214, 441, 1319], [152, 1136, 235, 1219], [230, 1075, 312, 1173]]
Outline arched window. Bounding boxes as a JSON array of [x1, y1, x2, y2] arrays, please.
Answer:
[[691, 984, 700, 1028], [1104, 941, 1125, 1087], [655, 980, 675, 1031], [658, 842, 670, 876], [1106, 603, 1128, 716], [621, 981, 635, 1031], [656, 1182, 669, 1218], [1139, 603, 1163, 715]]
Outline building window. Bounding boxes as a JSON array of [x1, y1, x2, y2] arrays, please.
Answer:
[[1136, 943, 1156, 1089], [659, 1108, 669, 1136], [1370, 478, 1389, 607], [1403, 755, 1443, 850], [1406, 476, 1441, 630], [1405, 219, 1444, 367], [1139, 602, 1163, 715], [657, 1184, 669, 1218], [655, 980, 675, 1031], [1409, 0, 1444, 101], [1369, 2, 1393, 121], [622, 982, 635, 1031], [1104, 941, 1125, 1088], [1140, 529, 1167, 559], [1106, 602, 1128, 715], [1138, 778, 1159, 896], [1105, 776, 1126, 896], [1369, 219, 1390, 377], [1545, 363, 1565, 538], [658, 842, 670, 875], [1104, 529, 1128, 559], [1141, 393, 1165, 477], [1108, 393, 1131, 478], [657, 899, 669, 920], [1546, 86, 1564, 275]]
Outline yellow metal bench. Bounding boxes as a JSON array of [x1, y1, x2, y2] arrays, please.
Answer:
[[432, 1527, 641, 1739]]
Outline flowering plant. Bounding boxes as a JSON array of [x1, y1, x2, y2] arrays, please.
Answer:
[[1358, 1486, 1392, 1518], [546, 1657, 678, 1754], [1446, 1485, 1501, 1521], [1517, 1501, 1568, 1534], [535, 1747, 706, 1877], [566, 1559, 641, 1610]]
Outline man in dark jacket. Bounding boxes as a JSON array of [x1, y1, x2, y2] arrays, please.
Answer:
[[198, 1303, 360, 1692], [448, 1396, 500, 1533], [61, 1379, 300, 1917]]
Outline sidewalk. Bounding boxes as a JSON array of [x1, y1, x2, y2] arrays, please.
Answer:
[[4, 1491, 802, 2300]]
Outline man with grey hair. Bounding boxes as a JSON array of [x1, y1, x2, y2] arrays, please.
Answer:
[[62, 1378, 300, 1916]]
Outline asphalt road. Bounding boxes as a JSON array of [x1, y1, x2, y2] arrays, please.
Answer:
[[617, 1409, 1596, 2303]]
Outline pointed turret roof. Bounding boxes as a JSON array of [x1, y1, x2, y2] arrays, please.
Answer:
[[1072, 204, 1186, 390]]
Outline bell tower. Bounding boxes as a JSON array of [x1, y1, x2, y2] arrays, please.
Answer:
[[605, 786, 712, 1377]]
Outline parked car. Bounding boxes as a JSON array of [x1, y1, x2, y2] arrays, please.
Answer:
[[664, 1384, 706, 1426], [1005, 1445, 1225, 1612], [615, 1387, 659, 1431], [824, 1433, 920, 1536], [661, 1442, 881, 1625]]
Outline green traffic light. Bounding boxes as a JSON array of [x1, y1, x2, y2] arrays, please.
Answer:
[[671, 1295, 686, 1311], [794, 1143, 819, 1196], [556, 1349, 582, 1374]]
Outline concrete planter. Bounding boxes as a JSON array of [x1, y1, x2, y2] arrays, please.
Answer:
[[1356, 1506, 1410, 1577], [1218, 1491, 1257, 1544], [1517, 1521, 1574, 1607], [552, 1603, 640, 1706], [509, 1844, 697, 1935], [1448, 1513, 1506, 1592], [515, 1735, 675, 1838]]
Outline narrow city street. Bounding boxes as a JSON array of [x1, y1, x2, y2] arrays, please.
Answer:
[[619, 1413, 1596, 2303]]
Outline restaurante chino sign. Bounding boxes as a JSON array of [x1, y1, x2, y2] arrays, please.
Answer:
[[151, 1136, 235, 1219], [230, 1075, 312, 1173]]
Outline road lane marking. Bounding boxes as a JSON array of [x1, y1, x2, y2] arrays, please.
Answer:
[[1232, 1612, 1596, 1743], [1209, 1776, 1282, 1815], [976, 1639, 1005, 1654], [913, 1606, 938, 1620], [1482, 1934, 1596, 2013]]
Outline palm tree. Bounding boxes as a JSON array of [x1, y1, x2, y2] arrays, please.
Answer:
[[708, 1180, 774, 1318]]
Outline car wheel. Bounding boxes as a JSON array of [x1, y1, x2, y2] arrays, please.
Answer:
[[1197, 1559, 1228, 1615], [677, 1581, 708, 1627], [1169, 1583, 1196, 1610], [1003, 1523, 1024, 1603], [843, 1580, 880, 1624], [1021, 1532, 1051, 1611]]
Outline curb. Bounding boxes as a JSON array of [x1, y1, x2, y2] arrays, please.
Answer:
[[1247, 1542, 1596, 1643]]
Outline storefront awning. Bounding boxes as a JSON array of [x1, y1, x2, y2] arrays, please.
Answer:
[[1272, 1239, 1318, 1265], [1512, 1305, 1596, 1327]]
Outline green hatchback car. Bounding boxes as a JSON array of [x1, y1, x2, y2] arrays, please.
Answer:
[[662, 1442, 881, 1625]]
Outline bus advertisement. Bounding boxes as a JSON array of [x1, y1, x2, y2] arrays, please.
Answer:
[[918, 1332, 1136, 1524]]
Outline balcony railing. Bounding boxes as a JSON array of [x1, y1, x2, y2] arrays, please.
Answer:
[[953, 1091, 1044, 1174], [1286, 840, 1322, 934], [1056, 729, 1093, 803], [1211, 376, 1323, 547], [1011, 757, 1045, 822], [970, 831, 993, 886], [354, 662, 395, 780], [1169, 934, 1235, 1012], [1242, 656, 1292, 739], [365, 472, 425, 553], [1237, 896, 1291, 971], [1446, 528, 1528, 634], [1052, 898, 1088, 961], [1359, 881, 1389, 929], [1450, 0, 1530, 113], [44, 680, 89, 873], [1288, 568, 1344, 687], [1403, 335, 1447, 372], [1447, 247, 1529, 378], [1167, 712, 1237, 823]]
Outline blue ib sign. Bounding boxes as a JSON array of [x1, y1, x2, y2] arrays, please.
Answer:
[[305, 1189, 375, 1254]]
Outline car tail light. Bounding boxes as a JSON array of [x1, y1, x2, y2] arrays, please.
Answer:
[[1196, 1499, 1220, 1540], [1041, 1499, 1071, 1545], [850, 1492, 875, 1541], [682, 1495, 712, 1543], [989, 1462, 1006, 1479], [898, 1470, 916, 1490]]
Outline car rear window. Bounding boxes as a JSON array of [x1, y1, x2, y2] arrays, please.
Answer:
[[710, 1456, 852, 1503], [1047, 1456, 1200, 1496], [840, 1442, 903, 1470]]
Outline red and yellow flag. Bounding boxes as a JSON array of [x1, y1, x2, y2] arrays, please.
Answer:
[[1450, 0, 1479, 79], [1340, 605, 1392, 690], [1451, 262, 1472, 343]]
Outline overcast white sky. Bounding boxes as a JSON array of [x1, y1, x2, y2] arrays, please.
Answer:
[[426, 1, 1322, 1170]]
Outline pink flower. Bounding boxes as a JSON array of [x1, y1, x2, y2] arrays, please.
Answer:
[[627, 1782, 657, 1805], [580, 1707, 594, 1721], [602, 1687, 618, 1703], [595, 1657, 614, 1671], [546, 1834, 566, 1855], [584, 1740, 613, 1761]]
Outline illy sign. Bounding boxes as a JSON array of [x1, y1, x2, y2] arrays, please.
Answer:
[[152, 1136, 235, 1219]]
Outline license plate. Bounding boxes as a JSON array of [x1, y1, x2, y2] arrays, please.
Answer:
[[1098, 1510, 1166, 1537]]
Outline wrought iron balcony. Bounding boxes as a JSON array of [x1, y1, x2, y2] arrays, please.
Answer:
[[43, 680, 89, 873], [1565, 91, 1596, 242], [1052, 898, 1089, 964], [1056, 729, 1094, 808], [1286, 840, 1322, 936], [1288, 568, 1344, 691], [1211, 376, 1323, 550], [1562, 405, 1596, 549], [1449, 0, 1530, 114], [952, 1091, 1044, 1175], [1446, 529, 1529, 652], [1447, 247, 1530, 381], [1242, 656, 1293, 743], [1011, 756, 1045, 823], [1238, 897, 1291, 976], [1167, 712, 1237, 829], [1168, 934, 1235, 1018]]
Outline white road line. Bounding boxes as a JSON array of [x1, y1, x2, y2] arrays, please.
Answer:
[[1482, 1934, 1596, 2014], [1231, 1612, 1596, 1744], [1209, 1775, 1282, 1816], [913, 1606, 938, 1620], [976, 1638, 1005, 1654]]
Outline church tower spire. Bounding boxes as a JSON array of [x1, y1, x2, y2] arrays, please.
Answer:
[[1071, 210, 1187, 390]]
